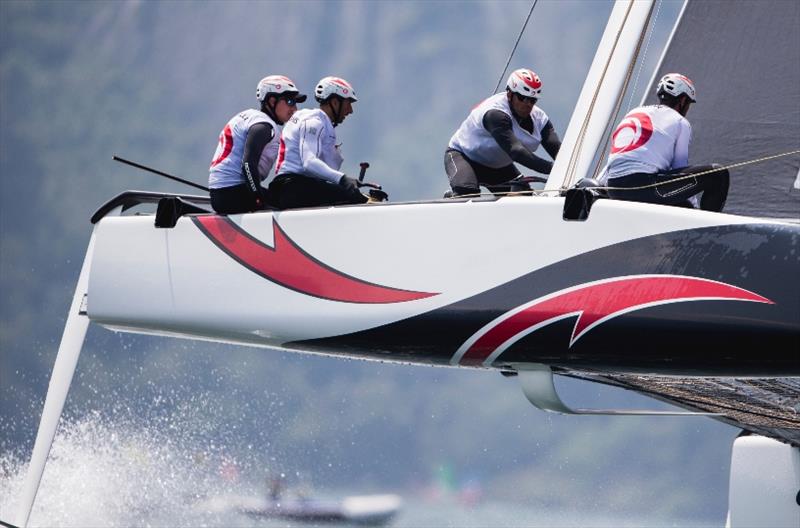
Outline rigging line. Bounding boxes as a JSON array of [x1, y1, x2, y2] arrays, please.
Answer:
[[598, 149, 800, 192], [563, 0, 636, 190], [449, 191, 546, 199], [450, 149, 800, 200], [492, 0, 538, 95], [625, 0, 662, 112], [590, 0, 658, 182]]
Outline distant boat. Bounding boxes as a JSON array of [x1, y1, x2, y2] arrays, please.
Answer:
[[199, 492, 403, 526]]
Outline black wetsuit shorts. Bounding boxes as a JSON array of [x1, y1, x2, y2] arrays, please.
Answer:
[[444, 149, 521, 196], [606, 164, 729, 212], [268, 174, 367, 210], [210, 183, 272, 214]]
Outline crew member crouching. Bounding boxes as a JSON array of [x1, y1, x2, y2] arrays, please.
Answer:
[[598, 73, 729, 211], [445, 68, 561, 197]]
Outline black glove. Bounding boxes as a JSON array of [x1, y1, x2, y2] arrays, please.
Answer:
[[339, 175, 368, 204], [339, 175, 360, 195]]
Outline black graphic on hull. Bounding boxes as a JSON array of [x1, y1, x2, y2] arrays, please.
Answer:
[[297, 224, 800, 376]]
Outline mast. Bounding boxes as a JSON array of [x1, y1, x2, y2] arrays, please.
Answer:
[[545, 0, 656, 191]]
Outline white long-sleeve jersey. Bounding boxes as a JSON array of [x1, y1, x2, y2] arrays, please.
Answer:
[[600, 104, 692, 182], [275, 108, 344, 184]]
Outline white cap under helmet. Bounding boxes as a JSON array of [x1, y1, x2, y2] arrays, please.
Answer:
[[315, 76, 358, 103], [506, 68, 542, 98], [657, 73, 696, 102], [256, 75, 307, 103]]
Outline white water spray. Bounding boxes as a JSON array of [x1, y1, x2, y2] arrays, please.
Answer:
[[1, 412, 259, 527], [13, 231, 97, 527]]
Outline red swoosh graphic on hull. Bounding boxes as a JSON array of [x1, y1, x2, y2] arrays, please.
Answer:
[[193, 216, 437, 304], [456, 276, 772, 366]]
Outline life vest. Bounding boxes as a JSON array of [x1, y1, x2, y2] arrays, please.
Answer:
[[448, 92, 550, 168], [209, 109, 279, 189]]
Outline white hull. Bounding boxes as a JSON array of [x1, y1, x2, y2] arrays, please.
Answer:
[[87, 196, 769, 360]]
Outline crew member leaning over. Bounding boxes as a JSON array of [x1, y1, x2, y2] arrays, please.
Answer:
[[598, 73, 729, 211], [445, 68, 562, 197]]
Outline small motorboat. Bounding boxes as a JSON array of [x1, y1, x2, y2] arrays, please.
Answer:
[[234, 493, 403, 526]]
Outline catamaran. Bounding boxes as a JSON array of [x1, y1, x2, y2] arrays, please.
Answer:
[[12, 1, 799, 527]]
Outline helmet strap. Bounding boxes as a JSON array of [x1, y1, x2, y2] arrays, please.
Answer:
[[507, 92, 527, 123], [330, 96, 343, 127], [263, 96, 282, 124], [677, 95, 692, 116]]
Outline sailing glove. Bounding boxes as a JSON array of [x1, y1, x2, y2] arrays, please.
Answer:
[[339, 175, 361, 194]]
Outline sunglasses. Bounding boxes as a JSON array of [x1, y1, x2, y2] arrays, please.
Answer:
[[282, 97, 297, 107], [515, 93, 538, 104]]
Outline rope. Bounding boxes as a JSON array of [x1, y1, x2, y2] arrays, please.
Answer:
[[562, 0, 636, 190], [625, 0, 662, 112], [598, 149, 800, 192], [450, 188, 550, 200], [590, 0, 657, 182], [492, 0, 538, 95], [451, 149, 800, 199]]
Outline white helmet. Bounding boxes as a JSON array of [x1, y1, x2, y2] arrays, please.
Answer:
[[315, 76, 358, 103], [657, 73, 696, 102], [506, 68, 542, 98], [256, 75, 307, 103]]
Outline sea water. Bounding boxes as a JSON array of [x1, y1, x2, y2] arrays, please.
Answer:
[[0, 412, 719, 528]]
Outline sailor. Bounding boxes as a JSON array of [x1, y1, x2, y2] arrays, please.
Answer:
[[598, 73, 729, 211], [208, 75, 307, 214], [270, 76, 367, 209], [445, 68, 561, 197], [268, 475, 283, 501]]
